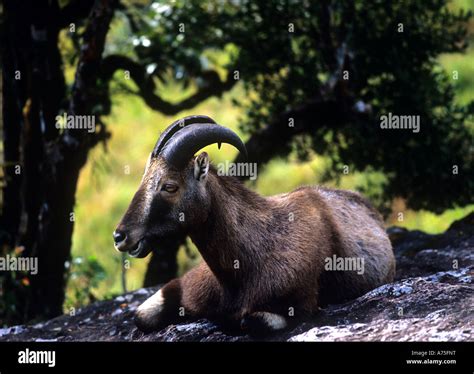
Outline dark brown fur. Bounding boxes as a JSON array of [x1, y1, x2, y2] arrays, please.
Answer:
[[117, 155, 395, 333]]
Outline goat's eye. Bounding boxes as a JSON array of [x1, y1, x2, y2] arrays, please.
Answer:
[[161, 183, 179, 193]]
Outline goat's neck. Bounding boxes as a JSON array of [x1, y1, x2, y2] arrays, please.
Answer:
[[188, 173, 269, 285]]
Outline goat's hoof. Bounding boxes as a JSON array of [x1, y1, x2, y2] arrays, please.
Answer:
[[134, 313, 158, 333], [134, 309, 170, 333]]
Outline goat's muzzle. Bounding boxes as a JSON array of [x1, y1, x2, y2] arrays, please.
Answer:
[[113, 230, 151, 258]]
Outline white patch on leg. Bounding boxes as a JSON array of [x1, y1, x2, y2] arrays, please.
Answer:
[[261, 312, 287, 330], [136, 289, 164, 324]]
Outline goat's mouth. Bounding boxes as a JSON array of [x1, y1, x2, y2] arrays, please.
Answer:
[[128, 239, 152, 258]]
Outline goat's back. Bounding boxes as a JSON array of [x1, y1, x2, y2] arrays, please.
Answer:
[[314, 186, 395, 304], [266, 185, 395, 307]]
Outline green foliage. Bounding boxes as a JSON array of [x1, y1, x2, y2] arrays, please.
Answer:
[[64, 256, 107, 310], [124, 0, 473, 212]]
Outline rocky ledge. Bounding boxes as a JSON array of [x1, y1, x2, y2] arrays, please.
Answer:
[[1, 213, 473, 342]]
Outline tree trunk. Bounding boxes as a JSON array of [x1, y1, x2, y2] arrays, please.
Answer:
[[2, 0, 117, 322], [1, 70, 22, 245]]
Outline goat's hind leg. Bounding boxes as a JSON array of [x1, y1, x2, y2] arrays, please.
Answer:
[[241, 311, 289, 335], [134, 278, 182, 333]]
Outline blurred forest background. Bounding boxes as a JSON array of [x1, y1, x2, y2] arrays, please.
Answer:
[[1, 0, 473, 325]]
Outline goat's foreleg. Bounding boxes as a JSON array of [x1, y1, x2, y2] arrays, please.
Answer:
[[134, 278, 182, 332], [135, 263, 221, 332]]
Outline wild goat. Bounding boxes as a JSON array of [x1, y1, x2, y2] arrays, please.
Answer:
[[114, 115, 396, 334]]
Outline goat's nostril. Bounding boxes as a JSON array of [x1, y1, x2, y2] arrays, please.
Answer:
[[113, 230, 127, 244]]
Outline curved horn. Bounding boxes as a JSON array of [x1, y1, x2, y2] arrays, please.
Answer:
[[152, 115, 216, 157], [160, 123, 247, 169]]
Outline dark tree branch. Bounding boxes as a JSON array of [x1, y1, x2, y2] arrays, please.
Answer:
[[101, 54, 237, 115], [233, 96, 362, 169]]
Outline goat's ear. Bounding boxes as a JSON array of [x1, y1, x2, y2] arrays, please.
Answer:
[[194, 152, 209, 181]]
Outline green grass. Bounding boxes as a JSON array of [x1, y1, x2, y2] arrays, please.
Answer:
[[439, 0, 474, 105], [439, 44, 474, 105]]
